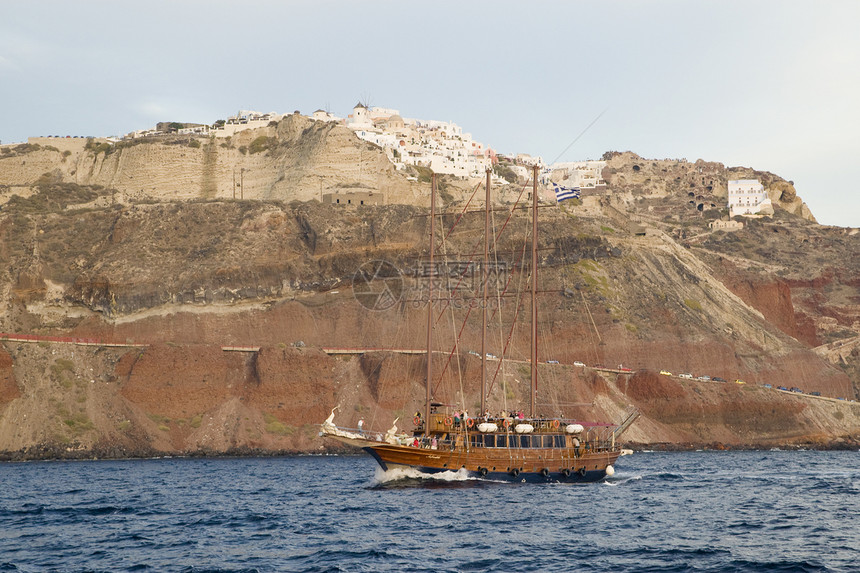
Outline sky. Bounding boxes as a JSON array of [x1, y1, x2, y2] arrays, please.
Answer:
[[2, 0, 859, 227]]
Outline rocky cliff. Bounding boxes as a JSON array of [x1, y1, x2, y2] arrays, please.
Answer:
[[0, 115, 435, 204], [0, 129, 858, 460], [601, 151, 817, 222]]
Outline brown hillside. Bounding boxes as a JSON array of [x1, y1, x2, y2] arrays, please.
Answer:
[[0, 135, 858, 459]]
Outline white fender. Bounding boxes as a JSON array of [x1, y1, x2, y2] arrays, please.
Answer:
[[514, 423, 534, 434]]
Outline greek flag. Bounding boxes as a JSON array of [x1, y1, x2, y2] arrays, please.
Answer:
[[552, 182, 581, 203]]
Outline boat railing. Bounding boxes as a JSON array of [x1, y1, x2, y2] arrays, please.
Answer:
[[421, 413, 617, 436], [398, 418, 616, 454], [400, 427, 618, 453]]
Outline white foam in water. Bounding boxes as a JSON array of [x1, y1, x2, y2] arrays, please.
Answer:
[[602, 474, 643, 487], [373, 466, 475, 484]]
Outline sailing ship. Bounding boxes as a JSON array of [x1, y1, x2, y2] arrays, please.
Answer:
[[321, 166, 638, 482]]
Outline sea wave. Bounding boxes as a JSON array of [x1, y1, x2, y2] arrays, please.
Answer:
[[372, 465, 476, 484], [1, 452, 858, 572]]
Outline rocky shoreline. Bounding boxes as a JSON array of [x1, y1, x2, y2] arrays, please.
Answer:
[[4, 436, 860, 463]]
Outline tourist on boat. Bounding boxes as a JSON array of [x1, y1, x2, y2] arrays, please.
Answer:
[[453, 411, 461, 426], [431, 437, 437, 450], [357, 419, 364, 432], [412, 437, 420, 447]]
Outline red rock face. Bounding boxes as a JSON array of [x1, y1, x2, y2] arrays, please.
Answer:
[[0, 349, 20, 405], [118, 344, 252, 419], [250, 346, 337, 425], [724, 278, 805, 340], [0, 172, 857, 458], [624, 370, 686, 401]]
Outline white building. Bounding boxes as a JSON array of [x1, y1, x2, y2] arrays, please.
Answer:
[[346, 103, 374, 129], [516, 154, 545, 168], [728, 179, 772, 217], [211, 110, 284, 138], [510, 165, 531, 180], [312, 109, 340, 122], [125, 124, 208, 139], [344, 104, 492, 178], [549, 160, 607, 189], [368, 107, 400, 122], [177, 125, 210, 136], [709, 219, 743, 231], [126, 129, 163, 139]]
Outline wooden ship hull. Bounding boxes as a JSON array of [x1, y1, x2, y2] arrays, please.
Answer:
[[363, 440, 619, 483]]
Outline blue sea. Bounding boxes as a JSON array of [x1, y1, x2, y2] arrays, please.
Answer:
[[1, 451, 858, 572]]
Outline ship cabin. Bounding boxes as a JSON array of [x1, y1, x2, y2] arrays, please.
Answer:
[[408, 406, 618, 455]]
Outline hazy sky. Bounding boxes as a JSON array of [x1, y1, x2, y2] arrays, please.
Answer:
[[2, 1, 858, 227]]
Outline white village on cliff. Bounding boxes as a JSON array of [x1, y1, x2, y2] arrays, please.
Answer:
[[22, 102, 772, 221]]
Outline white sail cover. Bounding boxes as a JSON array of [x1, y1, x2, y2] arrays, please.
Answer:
[[325, 426, 364, 440], [477, 423, 498, 433], [321, 410, 365, 441], [514, 423, 534, 434], [384, 418, 401, 444], [565, 423, 585, 434]]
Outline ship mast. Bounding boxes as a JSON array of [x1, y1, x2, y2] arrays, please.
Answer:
[[481, 169, 491, 416], [530, 165, 538, 418], [425, 173, 437, 438]]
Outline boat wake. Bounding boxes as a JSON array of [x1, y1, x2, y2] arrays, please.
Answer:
[[373, 466, 474, 483], [603, 474, 643, 487], [369, 466, 496, 488]]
